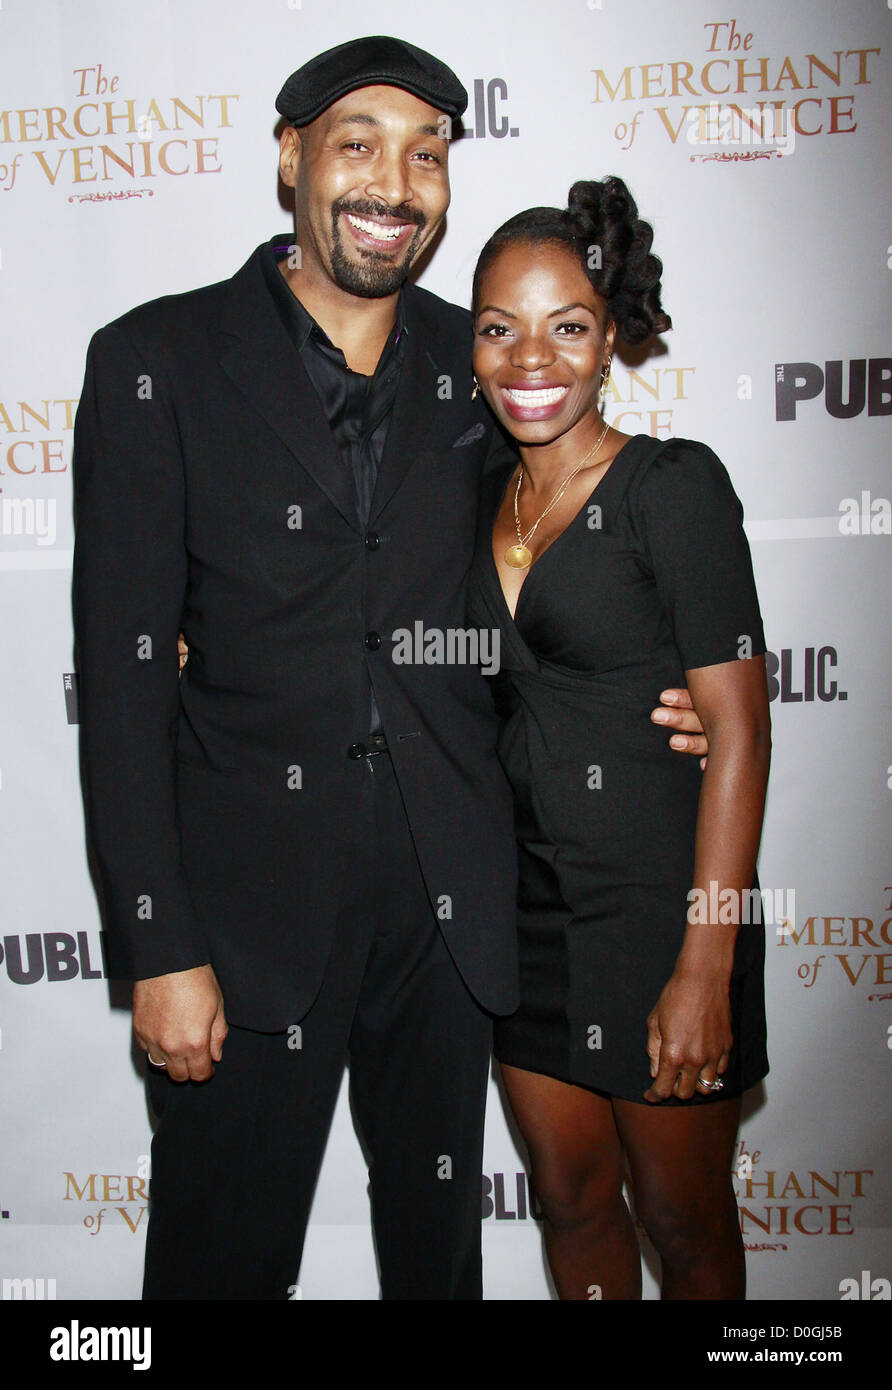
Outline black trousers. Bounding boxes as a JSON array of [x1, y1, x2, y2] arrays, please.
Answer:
[[142, 750, 493, 1299]]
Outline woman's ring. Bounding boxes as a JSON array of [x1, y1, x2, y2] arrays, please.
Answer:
[[698, 1074, 724, 1091]]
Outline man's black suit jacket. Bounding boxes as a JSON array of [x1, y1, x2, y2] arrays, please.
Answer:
[[72, 242, 520, 1030]]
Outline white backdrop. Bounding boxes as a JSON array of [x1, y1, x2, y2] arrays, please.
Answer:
[[0, 0, 889, 1301]]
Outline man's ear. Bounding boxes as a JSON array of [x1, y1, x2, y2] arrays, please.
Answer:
[[278, 125, 304, 188]]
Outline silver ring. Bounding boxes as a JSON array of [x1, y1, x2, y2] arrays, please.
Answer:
[[698, 1074, 724, 1091], [147, 1054, 167, 1068]]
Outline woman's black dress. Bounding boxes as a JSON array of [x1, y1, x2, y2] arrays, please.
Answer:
[[467, 433, 769, 1104]]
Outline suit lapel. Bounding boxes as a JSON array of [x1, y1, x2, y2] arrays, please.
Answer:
[[214, 246, 359, 532], [369, 281, 443, 525]]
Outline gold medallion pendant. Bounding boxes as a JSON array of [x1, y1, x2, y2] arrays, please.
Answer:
[[507, 417, 611, 577]]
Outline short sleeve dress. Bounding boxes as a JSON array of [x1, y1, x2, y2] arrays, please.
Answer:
[[467, 433, 769, 1104]]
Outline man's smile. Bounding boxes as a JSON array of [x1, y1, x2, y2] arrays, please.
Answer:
[[341, 210, 418, 252]]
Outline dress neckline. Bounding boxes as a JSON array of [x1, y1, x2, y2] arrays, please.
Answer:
[[488, 432, 648, 627]]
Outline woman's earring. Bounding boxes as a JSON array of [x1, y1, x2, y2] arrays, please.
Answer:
[[471, 375, 480, 401], [598, 356, 612, 406]]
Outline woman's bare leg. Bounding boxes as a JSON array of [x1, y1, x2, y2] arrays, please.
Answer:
[[613, 1095, 744, 1299], [500, 1064, 641, 1300]]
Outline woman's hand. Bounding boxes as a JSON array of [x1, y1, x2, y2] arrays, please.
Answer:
[[643, 968, 733, 1103], [177, 633, 188, 672]]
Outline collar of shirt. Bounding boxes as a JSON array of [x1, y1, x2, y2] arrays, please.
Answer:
[[260, 232, 408, 376]]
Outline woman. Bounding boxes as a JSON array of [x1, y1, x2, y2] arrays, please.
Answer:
[[467, 175, 771, 1299]]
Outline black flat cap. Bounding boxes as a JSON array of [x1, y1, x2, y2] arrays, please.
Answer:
[[275, 35, 467, 126]]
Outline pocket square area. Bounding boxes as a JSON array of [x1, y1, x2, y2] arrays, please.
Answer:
[[452, 423, 486, 448]]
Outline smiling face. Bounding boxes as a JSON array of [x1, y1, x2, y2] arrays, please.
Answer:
[[279, 84, 451, 300], [473, 240, 616, 446]]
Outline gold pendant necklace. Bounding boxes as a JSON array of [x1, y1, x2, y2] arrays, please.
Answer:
[[505, 418, 610, 570]]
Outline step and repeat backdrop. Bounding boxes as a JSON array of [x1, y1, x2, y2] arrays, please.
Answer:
[[0, 0, 889, 1301]]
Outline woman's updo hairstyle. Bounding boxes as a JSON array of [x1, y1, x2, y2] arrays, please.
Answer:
[[471, 175, 671, 345]]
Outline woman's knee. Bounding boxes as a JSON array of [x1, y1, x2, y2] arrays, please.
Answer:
[[530, 1144, 626, 1232], [635, 1181, 739, 1262]]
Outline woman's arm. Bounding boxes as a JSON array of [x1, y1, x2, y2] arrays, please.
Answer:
[[643, 653, 771, 1102]]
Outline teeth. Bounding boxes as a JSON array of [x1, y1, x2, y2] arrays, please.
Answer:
[[504, 387, 569, 405], [346, 214, 407, 241]]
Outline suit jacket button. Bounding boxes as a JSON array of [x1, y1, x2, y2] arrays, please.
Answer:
[[365, 532, 380, 550], [347, 742, 366, 759], [364, 632, 381, 651]]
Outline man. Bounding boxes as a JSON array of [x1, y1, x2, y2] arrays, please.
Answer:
[[72, 36, 707, 1300]]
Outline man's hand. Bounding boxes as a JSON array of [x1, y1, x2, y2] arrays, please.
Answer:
[[651, 687, 708, 768], [133, 964, 227, 1082]]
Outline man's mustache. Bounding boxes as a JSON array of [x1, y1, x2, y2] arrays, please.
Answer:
[[333, 197, 426, 228]]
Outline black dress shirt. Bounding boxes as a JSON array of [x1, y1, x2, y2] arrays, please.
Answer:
[[260, 233, 409, 736]]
